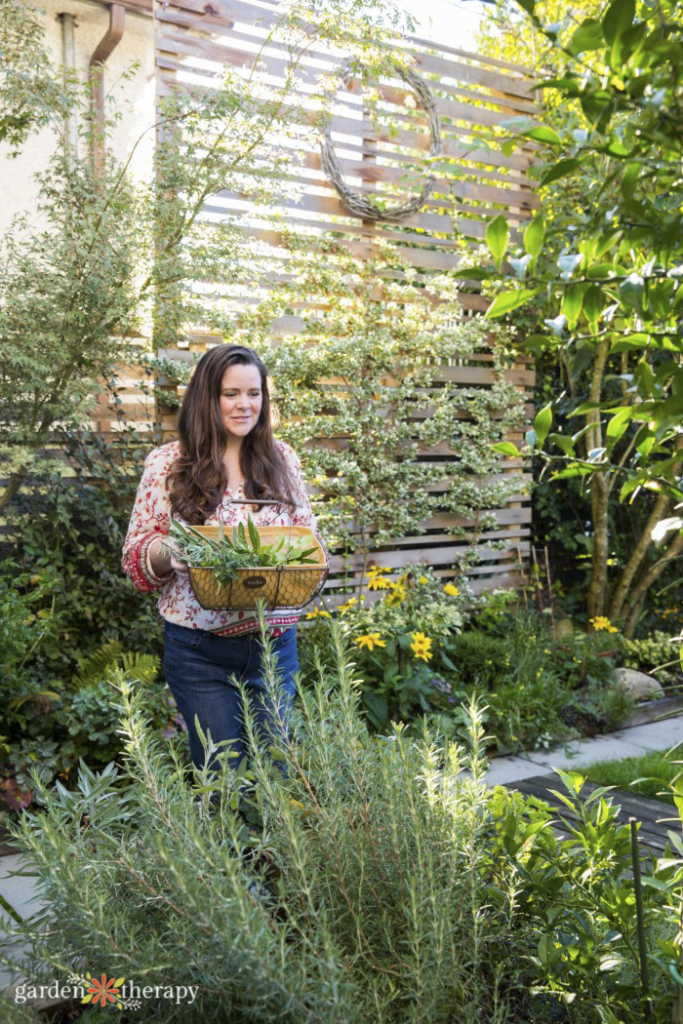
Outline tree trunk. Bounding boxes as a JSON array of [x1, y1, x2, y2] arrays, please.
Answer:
[[623, 528, 683, 638], [585, 340, 610, 622], [608, 493, 671, 625], [0, 471, 26, 515], [587, 473, 609, 619]]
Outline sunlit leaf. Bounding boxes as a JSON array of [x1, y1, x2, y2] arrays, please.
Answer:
[[485, 288, 539, 318], [486, 214, 509, 264], [533, 404, 553, 445], [525, 126, 562, 146], [523, 214, 545, 258], [539, 158, 583, 188], [568, 18, 603, 54], [492, 441, 520, 457]]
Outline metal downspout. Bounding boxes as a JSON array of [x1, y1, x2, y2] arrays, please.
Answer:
[[89, 3, 126, 175], [58, 13, 79, 160]]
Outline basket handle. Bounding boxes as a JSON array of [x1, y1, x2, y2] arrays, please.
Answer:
[[223, 498, 294, 546], [225, 499, 282, 505]]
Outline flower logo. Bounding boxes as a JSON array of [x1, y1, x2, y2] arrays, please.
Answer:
[[82, 972, 125, 1008]]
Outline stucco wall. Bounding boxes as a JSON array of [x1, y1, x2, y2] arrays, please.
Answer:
[[0, 0, 154, 237]]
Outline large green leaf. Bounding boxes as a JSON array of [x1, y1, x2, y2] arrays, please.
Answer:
[[568, 18, 603, 55], [525, 126, 562, 146], [603, 0, 635, 47], [533, 404, 553, 445], [485, 288, 539, 319], [523, 214, 545, 258], [619, 273, 644, 312], [485, 214, 509, 264], [548, 433, 575, 456], [562, 283, 586, 328], [539, 158, 583, 188], [583, 284, 605, 324], [492, 441, 520, 457], [606, 407, 633, 450]]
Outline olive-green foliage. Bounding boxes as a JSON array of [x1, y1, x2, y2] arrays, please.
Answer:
[[495, 766, 683, 1023], [9, 458, 162, 662], [1, 617, 521, 1023], [478, 0, 683, 632], [0, 624, 179, 809], [0, 0, 73, 153], [254, 233, 525, 570], [623, 631, 683, 689], [445, 631, 510, 689], [4, 618, 683, 1023]]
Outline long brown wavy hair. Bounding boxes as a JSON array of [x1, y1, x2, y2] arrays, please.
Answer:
[[166, 345, 298, 524]]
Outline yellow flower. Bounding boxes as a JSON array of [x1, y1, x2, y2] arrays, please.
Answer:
[[367, 576, 394, 591], [385, 586, 407, 607], [356, 633, 386, 652], [305, 607, 331, 620], [418, 575, 429, 585], [590, 616, 618, 633], [443, 584, 459, 597], [410, 631, 433, 662], [336, 597, 359, 615]]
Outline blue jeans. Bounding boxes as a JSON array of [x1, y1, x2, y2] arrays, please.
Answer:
[[163, 621, 299, 776]]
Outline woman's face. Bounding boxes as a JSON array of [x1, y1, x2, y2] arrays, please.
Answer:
[[219, 363, 263, 444]]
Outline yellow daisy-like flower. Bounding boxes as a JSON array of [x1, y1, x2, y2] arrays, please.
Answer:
[[336, 597, 359, 615], [443, 584, 459, 597], [590, 616, 618, 633], [305, 607, 331, 620], [356, 633, 386, 652], [418, 575, 429, 585], [367, 565, 391, 576], [367, 576, 394, 591], [385, 586, 407, 607], [410, 631, 433, 662]]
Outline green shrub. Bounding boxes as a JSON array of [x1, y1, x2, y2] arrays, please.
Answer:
[[9, 455, 163, 664], [298, 564, 472, 730], [0, 616, 532, 1024], [496, 768, 683, 1023], [623, 631, 683, 689], [443, 631, 510, 690], [3, 616, 683, 1023], [0, 640, 182, 811]]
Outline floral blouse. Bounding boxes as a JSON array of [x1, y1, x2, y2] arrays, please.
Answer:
[[121, 438, 328, 636]]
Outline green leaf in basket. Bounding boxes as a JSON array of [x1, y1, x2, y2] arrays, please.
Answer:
[[292, 546, 319, 562], [237, 522, 248, 548], [247, 515, 261, 552]]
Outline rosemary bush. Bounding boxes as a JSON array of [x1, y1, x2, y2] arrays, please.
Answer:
[[2, 614, 520, 1023]]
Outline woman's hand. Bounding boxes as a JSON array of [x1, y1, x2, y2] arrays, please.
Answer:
[[149, 537, 189, 578]]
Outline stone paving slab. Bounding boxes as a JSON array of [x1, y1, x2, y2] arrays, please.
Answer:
[[486, 713, 683, 787], [0, 853, 46, 989]]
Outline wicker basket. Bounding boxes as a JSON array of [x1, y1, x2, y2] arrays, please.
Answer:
[[185, 522, 328, 612]]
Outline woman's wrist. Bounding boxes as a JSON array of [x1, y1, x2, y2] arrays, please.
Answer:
[[148, 536, 173, 578]]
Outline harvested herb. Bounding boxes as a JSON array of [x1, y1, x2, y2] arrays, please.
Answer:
[[166, 516, 320, 590]]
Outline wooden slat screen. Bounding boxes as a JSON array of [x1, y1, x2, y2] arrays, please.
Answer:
[[142, 0, 537, 597]]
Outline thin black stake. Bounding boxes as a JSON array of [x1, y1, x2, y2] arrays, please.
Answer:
[[630, 817, 653, 1019]]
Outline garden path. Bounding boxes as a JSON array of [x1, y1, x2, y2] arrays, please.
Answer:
[[485, 706, 683, 788]]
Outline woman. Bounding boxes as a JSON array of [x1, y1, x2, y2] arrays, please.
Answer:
[[122, 344, 327, 778]]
